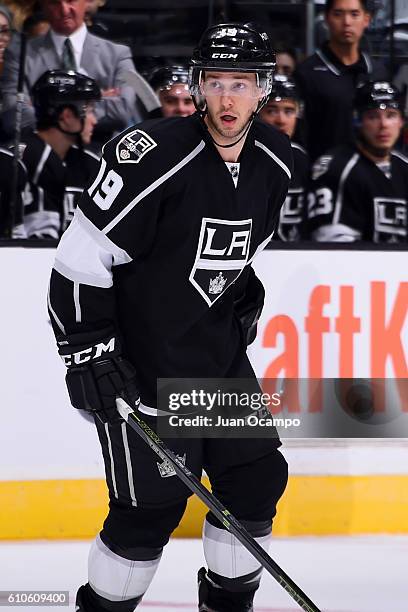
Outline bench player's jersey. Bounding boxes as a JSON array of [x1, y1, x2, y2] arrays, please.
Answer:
[[0, 147, 27, 237], [49, 114, 292, 408], [63, 146, 100, 233], [22, 133, 100, 238], [275, 142, 309, 241], [306, 143, 408, 243]]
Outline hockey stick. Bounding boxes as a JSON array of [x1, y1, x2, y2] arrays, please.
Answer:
[[8, 28, 27, 238], [116, 398, 322, 612]]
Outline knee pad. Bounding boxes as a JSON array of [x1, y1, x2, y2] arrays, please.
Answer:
[[209, 449, 288, 524], [101, 498, 187, 557]]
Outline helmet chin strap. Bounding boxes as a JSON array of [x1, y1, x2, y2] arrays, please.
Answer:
[[56, 114, 85, 144]]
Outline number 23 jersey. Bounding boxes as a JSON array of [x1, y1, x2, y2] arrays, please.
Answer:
[[306, 143, 408, 243], [49, 114, 292, 407]]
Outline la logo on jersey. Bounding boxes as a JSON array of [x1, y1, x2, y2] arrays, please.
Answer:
[[189, 218, 252, 306], [116, 129, 157, 164]]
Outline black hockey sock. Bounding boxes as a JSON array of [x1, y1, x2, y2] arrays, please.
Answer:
[[76, 584, 142, 612]]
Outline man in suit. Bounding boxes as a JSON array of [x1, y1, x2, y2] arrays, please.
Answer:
[[0, 0, 160, 141]]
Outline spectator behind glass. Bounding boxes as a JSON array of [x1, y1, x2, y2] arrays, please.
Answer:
[[295, 0, 387, 162], [0, 0, 161, 144], [24, 10, 50, 38], [149, 65, 195, 117], [0, 4, 12, 75], [21, 70, 101, 239], [259, 75, 310, 241], [306, 81, 408, 243], [85, 0, 105, 25], [276, 47, 297, 76]]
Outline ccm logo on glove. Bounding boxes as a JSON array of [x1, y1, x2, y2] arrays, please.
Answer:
[[60, 337, 116, 366]]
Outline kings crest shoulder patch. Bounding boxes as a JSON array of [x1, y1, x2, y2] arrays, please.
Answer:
[[116, 129, 157, 164]]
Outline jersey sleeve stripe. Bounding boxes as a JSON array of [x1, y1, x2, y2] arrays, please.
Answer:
[[76, 208, 132, 265], [254, 140, 291, 180], [54, 257, 113, 288], [73, 282, 81, 323], [102, 140, 206, 235], [332, 153, 359, 225], [53, 210, 132, 289], [47, 285, 66, 334]]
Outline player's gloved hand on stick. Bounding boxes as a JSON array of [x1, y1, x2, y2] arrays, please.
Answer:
[[57, 327, 140, 423]]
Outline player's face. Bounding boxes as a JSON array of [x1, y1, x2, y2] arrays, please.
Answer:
[[326, 0, 370, 46], [42, 0, 86, 36], [81, 106, 97, 144], [203, 72, 263, 143], [276, 53, 296, 76], [360, 107, 403, 151], [159, 84, 195, 118], [259, 99, 298, 138]]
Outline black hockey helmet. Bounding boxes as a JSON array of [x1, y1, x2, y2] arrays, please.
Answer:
[[32, 70, 101, 128], [354, 81, 403, 117], [269, 74, 302, 103], [149, 65, 189, 92], [189, 22, 276, 113]]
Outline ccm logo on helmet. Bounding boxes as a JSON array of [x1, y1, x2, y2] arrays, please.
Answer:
[[211, 53, 238, 59], [61, 337, 116, 366]]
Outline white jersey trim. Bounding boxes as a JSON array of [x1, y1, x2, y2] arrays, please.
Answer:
[[104, 423, 118, 499], [332, 153, 359, 225], [391, 150, 408, 165], [254, 140, 291, 179], [312, 223, 361, 242], [73, 282, 81, 323], [291, 142, 307, 156], [102, 140, 206, 234], [316, 48, 341, 76], [47, 285, 66, 335], [121, 422, 137, 507], [53, 209, 132, 288], [33, 144, 52, 185]]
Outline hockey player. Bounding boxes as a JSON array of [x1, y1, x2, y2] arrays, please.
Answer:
[[0, 147, 27, 238], [48, 23, 292, 611], [22, 70, 101, 238], [149, 64, 195, 118], [306, 81, 408, 243], [260, 75, 309, 240]]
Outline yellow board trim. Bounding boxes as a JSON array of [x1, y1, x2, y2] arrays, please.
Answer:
[[1, 475, 407, 539]]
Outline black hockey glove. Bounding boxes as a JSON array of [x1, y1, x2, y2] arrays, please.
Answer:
[[234, 268, 265, 346], [57, 327, 140, 424]]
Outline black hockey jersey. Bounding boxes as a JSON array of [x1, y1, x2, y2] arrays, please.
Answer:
[[49, 114, 292, 408], [22, 133, 100, 238], [306, 143, 408, 243], [274, 142, 309, 241], [0, 147, 27, 238]]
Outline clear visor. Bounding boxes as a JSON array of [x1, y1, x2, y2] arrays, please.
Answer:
[[191, 72, 271, 99]]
